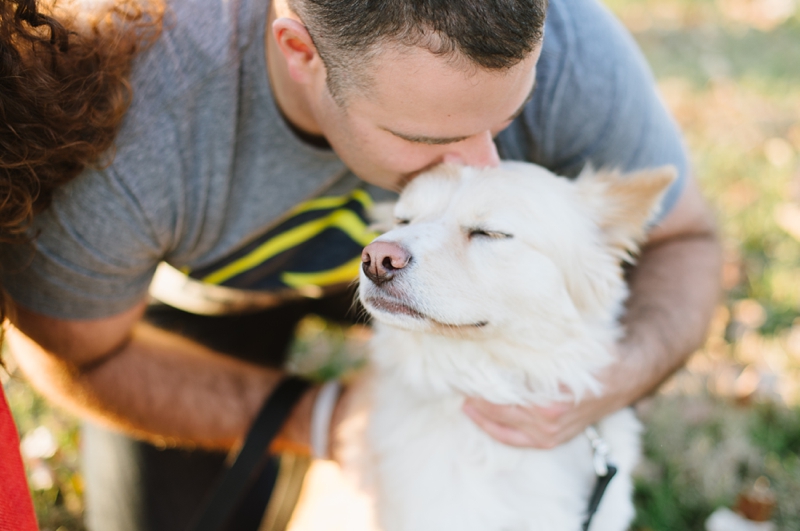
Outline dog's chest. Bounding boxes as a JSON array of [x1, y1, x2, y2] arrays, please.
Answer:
[[366, 375, 600, 531], [360, 327, 641, 531]]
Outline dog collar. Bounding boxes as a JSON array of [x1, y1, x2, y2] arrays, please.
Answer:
[[582, 426, 618, 531]]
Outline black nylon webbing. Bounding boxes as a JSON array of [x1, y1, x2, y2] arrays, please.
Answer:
[[582, 464, 618, 531], [190, 376, 617, 531], [189, 376, 312, 531]]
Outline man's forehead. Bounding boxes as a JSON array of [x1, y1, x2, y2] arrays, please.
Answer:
[[351, 44, 539, 138], [380, 77, 537, 145], [352, 40, 541, 97]]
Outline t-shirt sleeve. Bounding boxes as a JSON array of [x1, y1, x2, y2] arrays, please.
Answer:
[[0, 0, 245, 321], [0, 164, 169, 320], [498, 0, 688, 220]]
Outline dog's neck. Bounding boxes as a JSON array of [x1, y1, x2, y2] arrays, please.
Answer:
[[370, 322, 619, 405]]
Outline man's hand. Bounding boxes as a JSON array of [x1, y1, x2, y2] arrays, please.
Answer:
[[463, 176, 722, 449], [461, 346, 643, 449], [463, 397, 577, 449]]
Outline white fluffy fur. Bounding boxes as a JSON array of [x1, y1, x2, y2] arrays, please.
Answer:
[[344, 162, 675, 531]]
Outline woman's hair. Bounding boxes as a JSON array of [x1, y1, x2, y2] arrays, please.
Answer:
[[0, 0, 162, 342]]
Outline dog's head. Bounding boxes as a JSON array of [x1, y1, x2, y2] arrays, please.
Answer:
[[359, 162, 675, 343]]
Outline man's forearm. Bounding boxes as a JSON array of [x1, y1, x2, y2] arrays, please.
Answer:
[[617, 225, 722, 402], [7, 321, 316, 450]]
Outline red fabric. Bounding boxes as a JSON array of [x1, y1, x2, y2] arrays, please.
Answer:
[[0, 388, 38, 531]]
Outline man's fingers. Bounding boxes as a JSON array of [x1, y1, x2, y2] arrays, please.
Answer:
[[462, 404, 532, 447], [464, 398, 529, 424], [464, 397, 572, 426], [463, 387, 630, 450], [463, 398, 585, 449], [534, 402, 573, 420]]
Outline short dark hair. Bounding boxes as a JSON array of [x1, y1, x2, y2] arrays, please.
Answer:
[[289, 0, 549, 103]]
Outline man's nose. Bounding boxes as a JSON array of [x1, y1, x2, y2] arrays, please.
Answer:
[[362, 241, 411, 286], [443, 131, 501, 168]]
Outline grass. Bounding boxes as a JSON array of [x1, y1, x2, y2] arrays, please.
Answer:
[[2, 360, 86, 531], [4, 0, 800, 529], [606, 0, 800, 528], [632, 396, 800, 530]]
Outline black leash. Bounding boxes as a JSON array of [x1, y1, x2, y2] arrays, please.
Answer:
[[581, 426, 618, 531], [189, 376, 312, 531], [188, 378, 617, 531], [582, 464, 618, 530]]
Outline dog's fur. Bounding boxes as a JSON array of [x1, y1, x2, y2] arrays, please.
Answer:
[[347, 162, 675, 531]]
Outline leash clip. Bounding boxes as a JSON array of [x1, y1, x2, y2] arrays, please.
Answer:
[[582, 425, 619, 531], [584, 425, 611, 476]]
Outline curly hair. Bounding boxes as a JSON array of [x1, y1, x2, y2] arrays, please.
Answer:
[[0, 0, 162, 344]]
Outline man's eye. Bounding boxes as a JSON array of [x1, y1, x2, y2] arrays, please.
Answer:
[[468, 228, 513, 240]]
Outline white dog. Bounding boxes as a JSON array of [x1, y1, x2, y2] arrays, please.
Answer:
[[349, 161, 675, 531]]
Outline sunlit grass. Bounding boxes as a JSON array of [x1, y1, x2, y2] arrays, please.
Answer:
[[605, 0, 800, 528]]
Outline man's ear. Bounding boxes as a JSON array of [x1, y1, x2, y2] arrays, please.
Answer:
[[272, 17, 325, 85], [577, 165, 677, 257]]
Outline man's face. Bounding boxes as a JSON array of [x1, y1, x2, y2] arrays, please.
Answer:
[[309, 45, 541, 191]]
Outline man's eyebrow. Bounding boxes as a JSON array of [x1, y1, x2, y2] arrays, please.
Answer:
[[383, 79, 538, 146]]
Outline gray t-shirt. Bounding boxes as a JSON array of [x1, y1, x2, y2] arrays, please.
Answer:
[[1, 0, 687, 320]]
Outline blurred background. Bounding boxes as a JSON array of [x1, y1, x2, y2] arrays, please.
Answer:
[[2, 0, 799, 529]]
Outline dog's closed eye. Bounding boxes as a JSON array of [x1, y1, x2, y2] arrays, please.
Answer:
[[467, 228, 513, 240], [395, 218, 411, 226]]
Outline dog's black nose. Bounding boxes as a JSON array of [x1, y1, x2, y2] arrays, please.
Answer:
[[362, 241, 411, 286]]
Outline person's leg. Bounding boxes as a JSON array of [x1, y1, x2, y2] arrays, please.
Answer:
[[81, 292, 357, 531], [82, 423, 145, 531], [83, 422, 281, 531]]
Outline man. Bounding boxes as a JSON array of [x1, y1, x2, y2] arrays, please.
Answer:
[[2, 0, 721, 529]]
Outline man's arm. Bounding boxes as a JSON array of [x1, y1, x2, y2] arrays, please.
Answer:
[[462, 175, 722, 448], [5, 299, 319, 451]]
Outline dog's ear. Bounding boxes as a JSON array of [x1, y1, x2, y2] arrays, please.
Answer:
[[577, 165, 677, 258]]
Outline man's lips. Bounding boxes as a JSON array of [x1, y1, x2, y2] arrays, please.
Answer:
[[364, 296, 488, 328]]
